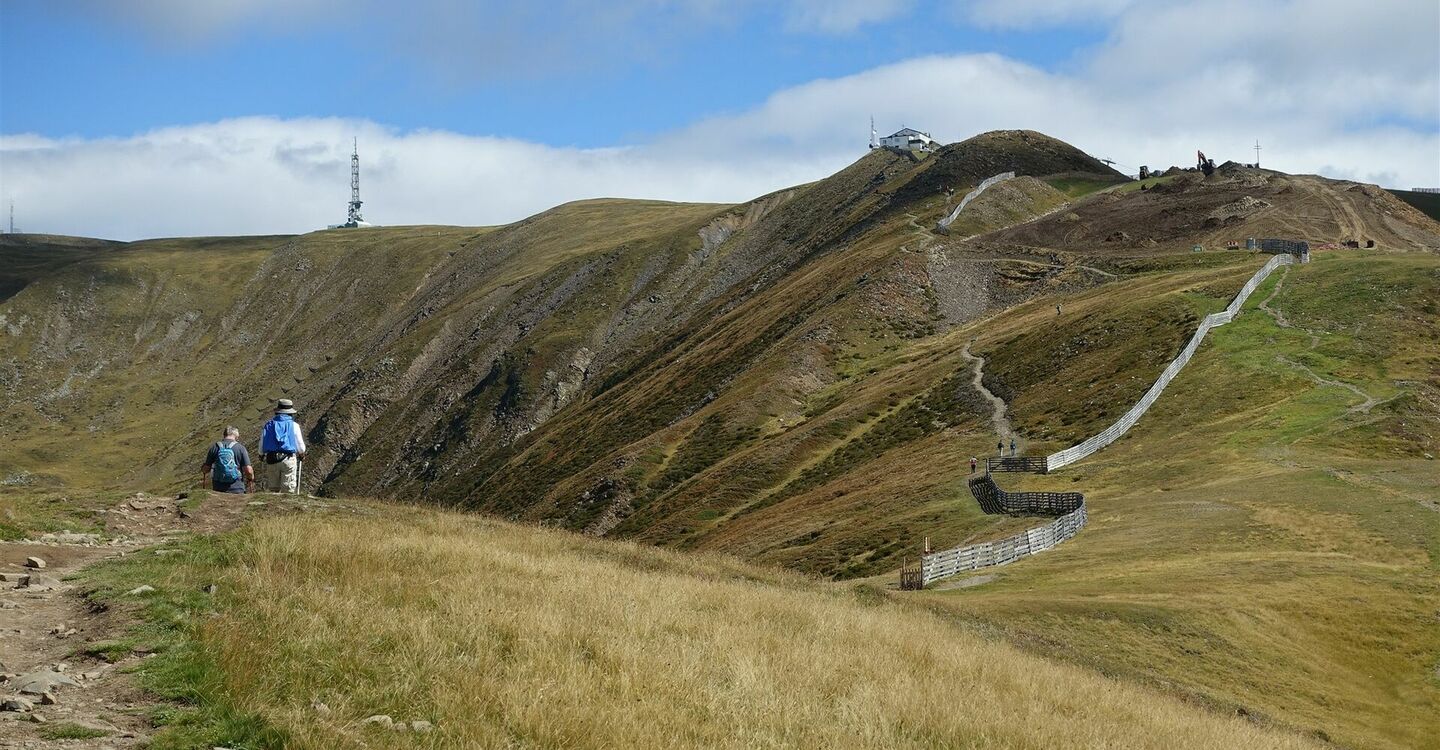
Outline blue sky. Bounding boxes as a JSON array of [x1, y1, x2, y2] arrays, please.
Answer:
[[2, 2, 1102, 145], [2, 0, 1437, 239]]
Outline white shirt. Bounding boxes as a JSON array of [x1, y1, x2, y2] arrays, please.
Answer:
[[262, 417, 307, 454], [289, 419, 307, 453]]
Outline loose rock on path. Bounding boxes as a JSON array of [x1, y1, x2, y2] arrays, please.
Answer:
[[0, 491, 338, 749], [961, 340, 1027, 455]]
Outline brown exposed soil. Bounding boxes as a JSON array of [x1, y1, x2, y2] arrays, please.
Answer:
[[969, 170, 1440, 256], [0, 491, 340, 748]]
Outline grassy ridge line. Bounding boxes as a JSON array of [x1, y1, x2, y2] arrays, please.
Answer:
[[83, 506, 1321, 749]]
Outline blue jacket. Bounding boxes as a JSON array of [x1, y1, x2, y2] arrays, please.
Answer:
[[262, 414, 300, 453]]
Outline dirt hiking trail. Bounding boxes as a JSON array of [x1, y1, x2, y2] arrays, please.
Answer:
[[960, 340, 1027, 456], [0, 491, 337, 748]]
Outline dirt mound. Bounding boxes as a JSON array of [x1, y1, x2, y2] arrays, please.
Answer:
[[969, 171, 1440, 254], [889, 130, 1125, 208], [1208, 195, 1271, 221]]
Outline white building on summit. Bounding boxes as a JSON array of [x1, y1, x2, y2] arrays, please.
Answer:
[[877, 127, 938, 153]]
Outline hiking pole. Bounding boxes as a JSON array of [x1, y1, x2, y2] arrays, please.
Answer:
[[294, 455, 303, 496]]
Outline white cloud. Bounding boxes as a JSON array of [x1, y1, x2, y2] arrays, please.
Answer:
[[785, 0, 914, 33], [5, 2, 1437, 239], [77, 0, 342, 40], [0, 118, 837, 240], [958, 0, 1141, 29]]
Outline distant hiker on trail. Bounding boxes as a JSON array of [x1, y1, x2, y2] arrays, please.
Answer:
[[970, 456, 978, 474], [996, 440, 1004, 456], [1010, 437, 1018, 456], [260, 399, 306, 494], [203, 426, 254, 494]]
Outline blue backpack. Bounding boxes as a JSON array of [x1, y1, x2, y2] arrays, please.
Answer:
[[262, 415, 299, 453], [214, 441, 242, 484]]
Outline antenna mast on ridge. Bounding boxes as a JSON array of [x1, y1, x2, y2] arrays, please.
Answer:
[[869, 116, 878, 149], [1254, 139, 1262, 168], [347, 138, 364, 227]]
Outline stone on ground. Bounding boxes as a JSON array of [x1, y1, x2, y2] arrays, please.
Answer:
[[11, 670, 81, 695], [24, 556, 45, 569], [1, 696, 34, 712], [362, 714, 394, 728], [39, 531, 101, 545], [20, 573, 62, 591]]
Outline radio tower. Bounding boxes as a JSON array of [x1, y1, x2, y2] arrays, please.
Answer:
[[1254, 139, 1261, 168], [346, 138, 364, 227]]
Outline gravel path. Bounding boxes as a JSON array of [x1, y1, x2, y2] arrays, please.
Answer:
[[0, 492, 337, 748], [961, 340, 1026, 454]]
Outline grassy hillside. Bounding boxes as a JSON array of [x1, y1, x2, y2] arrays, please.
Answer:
[[4, 130, 1439, 748], [919, 251, 1440, 750], [78, 503, 1322, 749], [2, 131, 1120, 579]]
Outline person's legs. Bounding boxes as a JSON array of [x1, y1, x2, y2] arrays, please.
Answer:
[[275, 455, 298, 493], [263, 454, 293, 492]]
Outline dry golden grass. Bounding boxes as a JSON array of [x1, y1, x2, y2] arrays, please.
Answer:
[[196, 509, 1320, 749]]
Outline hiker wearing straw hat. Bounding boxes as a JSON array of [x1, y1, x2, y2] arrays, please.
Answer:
[[259, 398, 307, 493]]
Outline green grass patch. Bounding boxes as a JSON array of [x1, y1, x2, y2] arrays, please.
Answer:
[[0, 489, 115, 540], [1045, 175, 1124, 198], [79, 638, 143, 663], [78, 533, 288, 749]]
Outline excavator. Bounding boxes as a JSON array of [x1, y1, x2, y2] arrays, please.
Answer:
[[1197, 150, 1217, 177]]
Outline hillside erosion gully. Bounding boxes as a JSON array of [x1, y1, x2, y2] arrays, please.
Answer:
[[907, 247, 1309, 588]]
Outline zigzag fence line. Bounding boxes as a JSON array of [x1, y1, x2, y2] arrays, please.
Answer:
[[937, 172, 1015, 231], [1045, 249, 1307, 472], [986, 456, 1048, 473], [907, 243, 1311, 588], [914, 475, 1085, 585]]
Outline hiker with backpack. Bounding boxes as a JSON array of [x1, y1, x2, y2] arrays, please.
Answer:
[[260, 398, 307, 494], [203, 426, 255, 494]]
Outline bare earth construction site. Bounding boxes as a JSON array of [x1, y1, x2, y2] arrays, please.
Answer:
[[2, 130, 1438, 749]]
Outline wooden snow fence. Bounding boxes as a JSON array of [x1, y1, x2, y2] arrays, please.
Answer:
[[1044, 252, 1304, 472], [912, 475, 1085, 586], [986, 456, 1049, 474], [904, 248, 1310, 588]]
